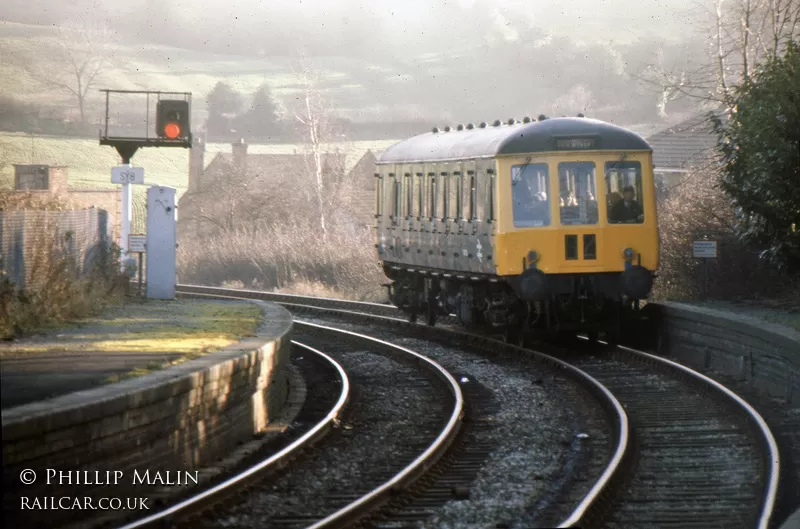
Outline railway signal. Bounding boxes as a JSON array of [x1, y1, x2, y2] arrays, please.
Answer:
[[156, 100, 190, 140]]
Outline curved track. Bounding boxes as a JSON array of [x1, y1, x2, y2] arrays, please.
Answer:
[[173, 284, 779, 529], [114, 341, 349, 529], [115, 321, 464, 529]]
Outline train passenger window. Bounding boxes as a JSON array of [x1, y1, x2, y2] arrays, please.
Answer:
[[605, 162, 644, 224], [512, 163, 550, 227], [440, 172, 448, 221], [449, 173, 460, 220], [465, 171, 476, 221], [415, 173, 424, 219], [429, 173, 438, 219], [404, 173, 412, 219], [393, 177, 401, 224], [558, 162, 598, 225], [375, 173, 383, 217]]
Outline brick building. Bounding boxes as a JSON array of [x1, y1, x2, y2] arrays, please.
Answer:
[[9, 164, 121, 241]]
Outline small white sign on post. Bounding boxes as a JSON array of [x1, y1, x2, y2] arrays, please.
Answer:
[[128, 235, 147, 253], [111, 166, 145, 185], [693, 240, 718, 258]]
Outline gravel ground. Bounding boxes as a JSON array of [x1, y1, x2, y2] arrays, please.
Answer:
[[199, 344, 449, 528], [296, 317, 612, 528]]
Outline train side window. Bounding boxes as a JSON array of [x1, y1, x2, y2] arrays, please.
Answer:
[[392, 175, 401, 225], [404, 173, 412, 220], [416, 173, 425, 220], [429, 173, 438, 219], [558, 162, 598, 225], [605, 162, 644, 224], [440, 172, 449, 221], [465, 170, 475, 221], [375, 173, 383, 218], [450, 172, 460, 220], [512, 163, 550, 227]]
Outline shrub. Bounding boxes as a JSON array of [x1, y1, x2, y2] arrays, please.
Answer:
[[177, 217, 387, 302], [653, 163, 798, 301], [0, 226, 128, 340]]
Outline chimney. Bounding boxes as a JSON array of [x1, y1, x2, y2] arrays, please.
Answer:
[[232, 138, 247, 171], [188, 135, 205, 192]]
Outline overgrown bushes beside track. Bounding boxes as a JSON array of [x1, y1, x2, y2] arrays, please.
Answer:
[[177, 219, 387, 302], [0, 193, 128, 340], [653, 165, 799, 302]]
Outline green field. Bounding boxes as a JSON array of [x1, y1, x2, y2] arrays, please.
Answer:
[[0, 131, 398, 232]]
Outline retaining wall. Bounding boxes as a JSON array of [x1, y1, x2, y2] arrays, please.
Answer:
[[650, 302, 800, 407], [1, 301, 293, 528]]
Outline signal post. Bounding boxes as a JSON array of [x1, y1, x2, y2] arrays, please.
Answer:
[[98, 89, 192, 298]]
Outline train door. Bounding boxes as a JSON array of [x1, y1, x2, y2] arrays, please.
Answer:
[[557, 161, 602, 269]]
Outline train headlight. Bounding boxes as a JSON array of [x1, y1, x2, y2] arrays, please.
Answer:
[[623, 247, 634, 260], [528, 250, 540, 263]]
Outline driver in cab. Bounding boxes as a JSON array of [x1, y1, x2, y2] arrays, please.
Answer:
[[610, 185, 643, 223]]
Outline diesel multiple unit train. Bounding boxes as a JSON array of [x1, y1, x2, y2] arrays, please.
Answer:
[[375, 116, 659, 343]]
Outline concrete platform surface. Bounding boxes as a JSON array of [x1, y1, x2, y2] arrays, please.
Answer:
[[0, 298, 262, 409]]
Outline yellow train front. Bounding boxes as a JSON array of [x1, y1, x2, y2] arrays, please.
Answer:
[[375, 116, 659, 343]]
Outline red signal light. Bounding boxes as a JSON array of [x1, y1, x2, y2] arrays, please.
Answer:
[[164, 123, 181, 139]]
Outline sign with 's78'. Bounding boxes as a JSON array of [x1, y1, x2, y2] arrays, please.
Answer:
[[112, 166, 144, 185]]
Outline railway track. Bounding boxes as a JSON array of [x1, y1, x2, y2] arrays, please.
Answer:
[[174, 285, 782, 528], [115, 320, 464, 529]]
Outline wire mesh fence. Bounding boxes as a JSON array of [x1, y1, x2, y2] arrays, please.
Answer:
[[0, 208, 112, 288]]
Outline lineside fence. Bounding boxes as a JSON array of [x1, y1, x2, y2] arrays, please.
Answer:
[[0, 208, 112, 288]]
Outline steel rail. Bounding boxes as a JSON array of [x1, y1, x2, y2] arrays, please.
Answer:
[[297, 320, 465, 528], [175, 285, 630, 528], [177, 285, 780, 527], [613, 342, 780, 529], [114, 341, 350, 529]]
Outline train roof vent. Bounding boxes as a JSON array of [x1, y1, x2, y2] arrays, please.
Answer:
[[522, 116, 531, 123], [466, 122, 475, 129], [432, 126, 440, 133], [507, 118, 516, 125], [457, 124, 464, 131], [577, 113, 585, 117], [444, 125, 452, 132], [538, 114, 548, 121], [492, 119, 502, 127], [479, 122, 487, 128]]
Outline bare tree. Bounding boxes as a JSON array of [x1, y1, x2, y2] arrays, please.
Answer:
[[187, 162, 278, 237], [33, 21, 117, 124], [290, 53, 351, 242], [636, 0, 799, 113], [551, 84, 597, 116]]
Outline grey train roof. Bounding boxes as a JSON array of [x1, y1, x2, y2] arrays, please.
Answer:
[[377, 117, 652, 164]]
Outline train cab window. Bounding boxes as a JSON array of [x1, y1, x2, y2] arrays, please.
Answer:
[[606, 162, 644, 224], [558, 162, 598, 225], [511, 163, 550, 227]]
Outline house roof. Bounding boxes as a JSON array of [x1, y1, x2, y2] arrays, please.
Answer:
[[378, 117, 651, 164], [203, 152, 344, 183], [646, 114, 719, 171]]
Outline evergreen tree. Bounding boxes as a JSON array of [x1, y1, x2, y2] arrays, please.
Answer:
[[711, 42, 800, 270], [206, 82, 243, 137], [238, 84, 281, 139]]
